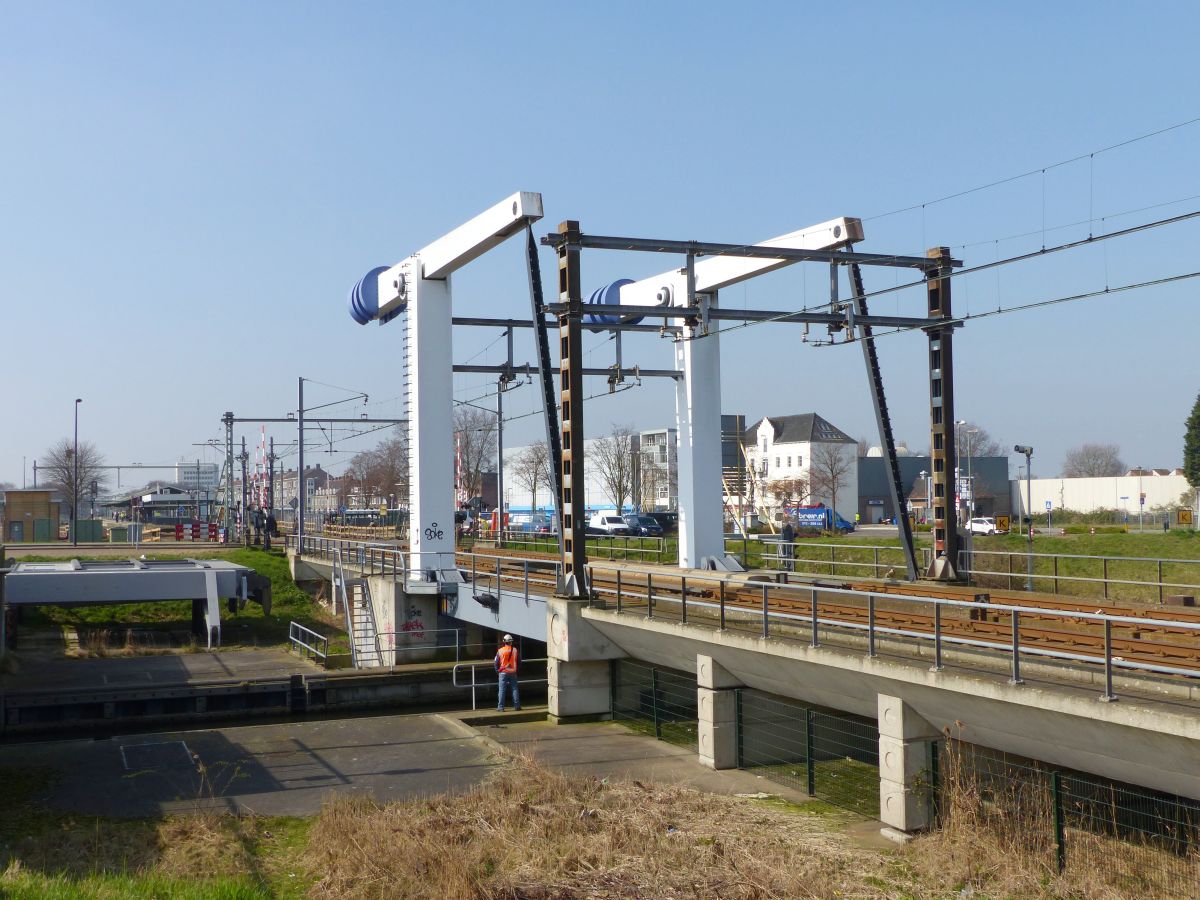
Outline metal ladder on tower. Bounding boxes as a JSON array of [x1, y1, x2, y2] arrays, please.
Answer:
[[333, 549, 383, 668]]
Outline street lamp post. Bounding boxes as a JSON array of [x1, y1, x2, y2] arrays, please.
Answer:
[[1137, 466, 1144, 532], [1015, 445, 1034, 590], [72, 398, 82, 546], [918, 469, 929, 524]]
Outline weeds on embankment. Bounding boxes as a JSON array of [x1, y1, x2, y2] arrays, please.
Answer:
[[906, 739, 1200, 899], [304, 754, 901, 899]]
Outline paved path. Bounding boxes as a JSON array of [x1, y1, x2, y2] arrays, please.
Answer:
[[474, 717, 809, 800], [0, 712, 498, 817], [0, 710, 825, 820]]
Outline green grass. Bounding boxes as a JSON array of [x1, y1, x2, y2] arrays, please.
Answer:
[[748, 757, 882, 818], [14, 547, 348, 654], [0, 764, 313, 899], [613, 714, 699, 750]]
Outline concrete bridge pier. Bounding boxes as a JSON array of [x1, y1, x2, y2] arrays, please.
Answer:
[[547, 596, 624, 722], [877, 694, 940, 842], [366, 577, 440, 664], [697, 654, 741, 770]]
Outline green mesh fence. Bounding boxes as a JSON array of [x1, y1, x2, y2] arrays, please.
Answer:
[[939, 741, 1200, 896], [736, 689, 880, 816], [610, 659, 698, 750]]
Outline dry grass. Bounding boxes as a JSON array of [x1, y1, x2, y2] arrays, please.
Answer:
[[304, 754, 904, 899], [61, 625, 198, 658], [906, 739, 1200, 899]]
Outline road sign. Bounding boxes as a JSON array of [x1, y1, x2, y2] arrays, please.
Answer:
[[289, 497, 299, 510], [1045, 500, 1052, 510], [995, 515, 1010, 533], [1140, 494, 1146, 507], [1180, 509, 1194, 525]]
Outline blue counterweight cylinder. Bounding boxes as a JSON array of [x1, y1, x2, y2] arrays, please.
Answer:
[[348, 266, 390, 325], [583, 279, 638, 331]]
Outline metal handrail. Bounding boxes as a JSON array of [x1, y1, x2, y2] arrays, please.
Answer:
[[452, 658, 548, 710], [332, 549, 357, 668], [288, 620, 329, 661], [374, 627, 465, 667], [966, 547, 1200, 566], [586, 562, 1200, 701], [958, 548, 1200, 601]]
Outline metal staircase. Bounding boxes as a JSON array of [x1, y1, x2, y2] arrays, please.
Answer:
[[333, 549, 383, 668]]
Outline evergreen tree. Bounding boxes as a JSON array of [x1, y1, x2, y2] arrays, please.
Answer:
[[1185, 392, 1200, 491]]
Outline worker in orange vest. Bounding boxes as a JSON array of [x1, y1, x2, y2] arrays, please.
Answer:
[[494, 634, 521, 711]]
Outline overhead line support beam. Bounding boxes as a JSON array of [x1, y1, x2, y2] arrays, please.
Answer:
[[541, 233, 957, 271], [552, 304, 960, 330]]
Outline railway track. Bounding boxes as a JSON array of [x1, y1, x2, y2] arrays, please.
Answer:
[[456, 547, 1200, 674]]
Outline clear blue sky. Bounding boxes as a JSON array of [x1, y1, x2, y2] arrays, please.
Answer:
[[3, 2, 1199, 489]]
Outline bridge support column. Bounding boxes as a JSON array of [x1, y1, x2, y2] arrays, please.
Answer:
[[547, 596, 625, 722], [877, 693, 940, 842], [697, 654, 740, 770]]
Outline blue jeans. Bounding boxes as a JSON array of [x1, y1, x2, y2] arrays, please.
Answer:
[[497, 672, 520, 710]]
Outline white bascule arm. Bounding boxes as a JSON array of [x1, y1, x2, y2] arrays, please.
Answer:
[[370, 192, 544, 321], [616, 216, 862, 308]]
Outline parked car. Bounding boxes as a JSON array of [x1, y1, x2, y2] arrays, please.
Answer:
[[644, 511, 679, 533], [588, 512, 632, 536], [968, 516, 1002, 535], [622, 514, 664, 537]]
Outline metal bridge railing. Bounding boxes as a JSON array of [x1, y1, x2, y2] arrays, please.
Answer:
[[585, 562, 1200, 702], [957, 548, 1200, 603], [293, 534, 565, 603], [464, 552, 562, 602], [722, 535, 930, 575]]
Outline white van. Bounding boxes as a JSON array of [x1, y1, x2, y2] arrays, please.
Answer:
[[588, 512, 632, 535]]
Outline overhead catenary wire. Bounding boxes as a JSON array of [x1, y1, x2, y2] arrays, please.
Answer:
[[685, 207, 1200, 342], [863, 114, 1200, 222], [823, 269, 1200, 346]]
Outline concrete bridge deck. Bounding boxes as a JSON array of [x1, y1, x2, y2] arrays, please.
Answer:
[[291, 538, 1200, 840]]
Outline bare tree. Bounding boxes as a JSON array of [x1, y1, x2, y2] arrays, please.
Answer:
[[592, 424, 637, 513], [343, 434, 409, 506], [857, 436, 871, 457], [40, 439, 107, 521], [954, 422, 1002, 459], [766, 476, 808, 518], [808, 443, 852, 517], [510, 441, 552, 512], [454, 406, 497, 502], [1063, 443, 1126, 478]]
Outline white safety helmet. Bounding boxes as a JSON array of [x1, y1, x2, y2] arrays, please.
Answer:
[[503, 634, 513, 642]]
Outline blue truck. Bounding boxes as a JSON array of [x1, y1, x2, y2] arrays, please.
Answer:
[[789, 504, 856, 533]]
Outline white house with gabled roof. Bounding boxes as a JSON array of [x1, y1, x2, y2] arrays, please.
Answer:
[[744, 413, 858, 521]]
